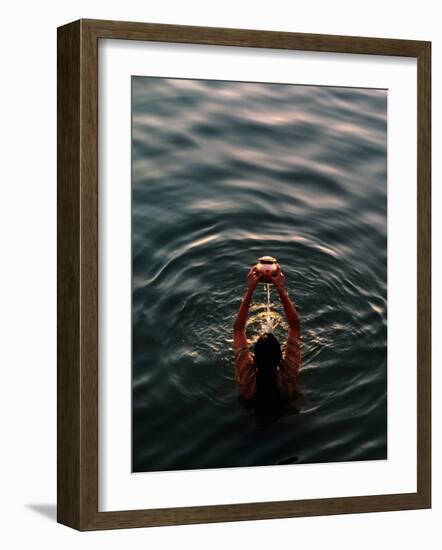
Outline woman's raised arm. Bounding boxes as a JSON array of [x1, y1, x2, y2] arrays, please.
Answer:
[[233, 267, 261, 394], [271, 267, 301, 381], [233, 267, 261, 334], [270, 266, 300, 335]]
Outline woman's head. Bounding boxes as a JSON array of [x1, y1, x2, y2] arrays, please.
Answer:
[[253, 332, 282, 375]]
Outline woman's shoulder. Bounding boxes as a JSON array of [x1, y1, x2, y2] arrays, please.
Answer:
[[234, 344, 251, 359], [277, 359, 298, 398]]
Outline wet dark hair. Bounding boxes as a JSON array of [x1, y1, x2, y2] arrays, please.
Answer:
[[253, 332, 282, 376], [253, 332, 284, 425]]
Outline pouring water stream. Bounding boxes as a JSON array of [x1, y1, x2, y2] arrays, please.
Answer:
[[264, 283, 273, 332]]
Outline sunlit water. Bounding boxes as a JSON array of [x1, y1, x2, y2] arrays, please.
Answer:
[[132, 77, 387, 472]]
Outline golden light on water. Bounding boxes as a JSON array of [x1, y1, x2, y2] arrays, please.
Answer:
[[187, 234, 218, 250], [369, 302, 384, 315]]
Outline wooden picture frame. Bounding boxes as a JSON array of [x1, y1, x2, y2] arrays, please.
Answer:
[[57, 18, 431, 531]]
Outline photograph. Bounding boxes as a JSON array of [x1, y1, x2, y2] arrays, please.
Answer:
[[131, 76, 388, 473]]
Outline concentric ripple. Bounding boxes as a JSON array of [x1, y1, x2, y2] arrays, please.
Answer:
[[132, 77, 387, 472]]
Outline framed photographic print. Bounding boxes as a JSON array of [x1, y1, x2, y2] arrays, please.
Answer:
[[57, 19, 431, 530]]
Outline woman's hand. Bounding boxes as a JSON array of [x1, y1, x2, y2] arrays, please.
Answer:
[[234, 267, 259, 332], [271, 265, 286, 293], [246, 266, 261, 292]]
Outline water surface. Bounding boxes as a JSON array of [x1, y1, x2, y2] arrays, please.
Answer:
[[132, 77, 387, 472]]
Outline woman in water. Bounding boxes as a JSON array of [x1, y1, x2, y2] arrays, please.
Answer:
[[233, 264, 301, 413]]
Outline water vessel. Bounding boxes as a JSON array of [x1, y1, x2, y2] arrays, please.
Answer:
[[255, 256, 278, 283]]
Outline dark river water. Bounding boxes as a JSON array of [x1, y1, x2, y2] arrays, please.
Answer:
[[131, 76, 387, 473]]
